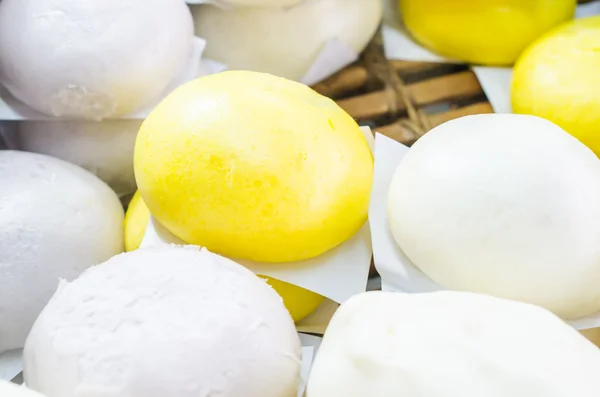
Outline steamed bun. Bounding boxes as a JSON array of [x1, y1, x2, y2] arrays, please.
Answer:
[[307, 291, 600, 397], [192, 0, 381, 81], [387, 114, 600, 319], [0, 0, 193, 119], [0, 151, 124, 354], [17, 120, 141, 198], [23, 245, 301, 397]]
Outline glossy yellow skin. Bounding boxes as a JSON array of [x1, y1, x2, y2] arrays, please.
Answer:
[[512, 16, 600, 157], [134, 71, 373, 263], [124, 191, 325, 322], [400, 0, 576, 65]]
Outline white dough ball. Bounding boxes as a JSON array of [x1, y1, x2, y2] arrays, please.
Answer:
[[387, 114, 600, 319], [0, 151, 124, 354], [0, 0, 193, 119], [0, 381, 46, 397], [18, 120, 142, 198], [192, 0, 382, 81], [307, 291, 600, 397], [23, 245, 301, 397]]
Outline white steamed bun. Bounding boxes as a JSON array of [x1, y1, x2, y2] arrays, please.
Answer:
[[387, 114, 600, 319], [0, 151, 124, 354], [17, 120, 141, 198], [192, 0, 382, 81], [0, 0, 193, 119], [307, 291, 600, 397], [23, 245, 301, 397], [0, 381, 46, 397]]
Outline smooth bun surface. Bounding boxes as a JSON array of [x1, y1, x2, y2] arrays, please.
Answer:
[[400, 0, 575, 65], [18, 120, 141, 198], [512, 16, 600, 157], [192, 0, 381, 80], [134, 71, 373, 263], [307, 291, 600, 397], [23, 245, 301, 397], [387, 114, 600, 319], [0, 0, 193, 119], [0, 151, 123, 354]]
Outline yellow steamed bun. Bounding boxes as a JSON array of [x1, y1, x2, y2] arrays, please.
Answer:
[[512, 16, 600, 157], [400, 0, 576, 65], [134, 71, 373, 263], [124, 191, 325, 322]]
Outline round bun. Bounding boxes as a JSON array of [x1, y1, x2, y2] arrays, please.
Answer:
[[0, 0, 193, 119], [512, 16, 600, 157], [308, 291, 600, 397], [0, 151, 124, 354], [387, 114, 600, 319], [23, 245, 301, 397], [400, 0, 575, 65], [192, 0, 381, 81], [18, 120, 141, 198], [134, 71, 373, 263], [0, 381, 46, 397]]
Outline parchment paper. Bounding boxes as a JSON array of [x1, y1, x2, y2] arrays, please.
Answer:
[[369, 133, 600, 330], [298, 334, 322, 397], [0, 349, 23, 382], [296, 299, 339, 335], [140, 215, 371, 304]]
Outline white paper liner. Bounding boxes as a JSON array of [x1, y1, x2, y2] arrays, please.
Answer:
[[298, 333, 322, 397], [295, 299, 339, 335], [369, 133, 600, 330], [140, 215, 371, 304], [300, 39, 359, 87], [0, 349, 23, 382], [471, 67, 513, 113], [0, 37, 213, 121]]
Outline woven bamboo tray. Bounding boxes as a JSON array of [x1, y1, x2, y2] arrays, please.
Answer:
[[312, 32, 491, 147]]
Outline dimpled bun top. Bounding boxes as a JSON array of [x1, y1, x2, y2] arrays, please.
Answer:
[[0, 0, 193, 119], [0, 151, 124, 354], [307, 291, 600, 397], [0, 381, 46, 397], [134, 71, 373, 263], [387, 114, 600, 319], [23, 245, 301, 397]]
